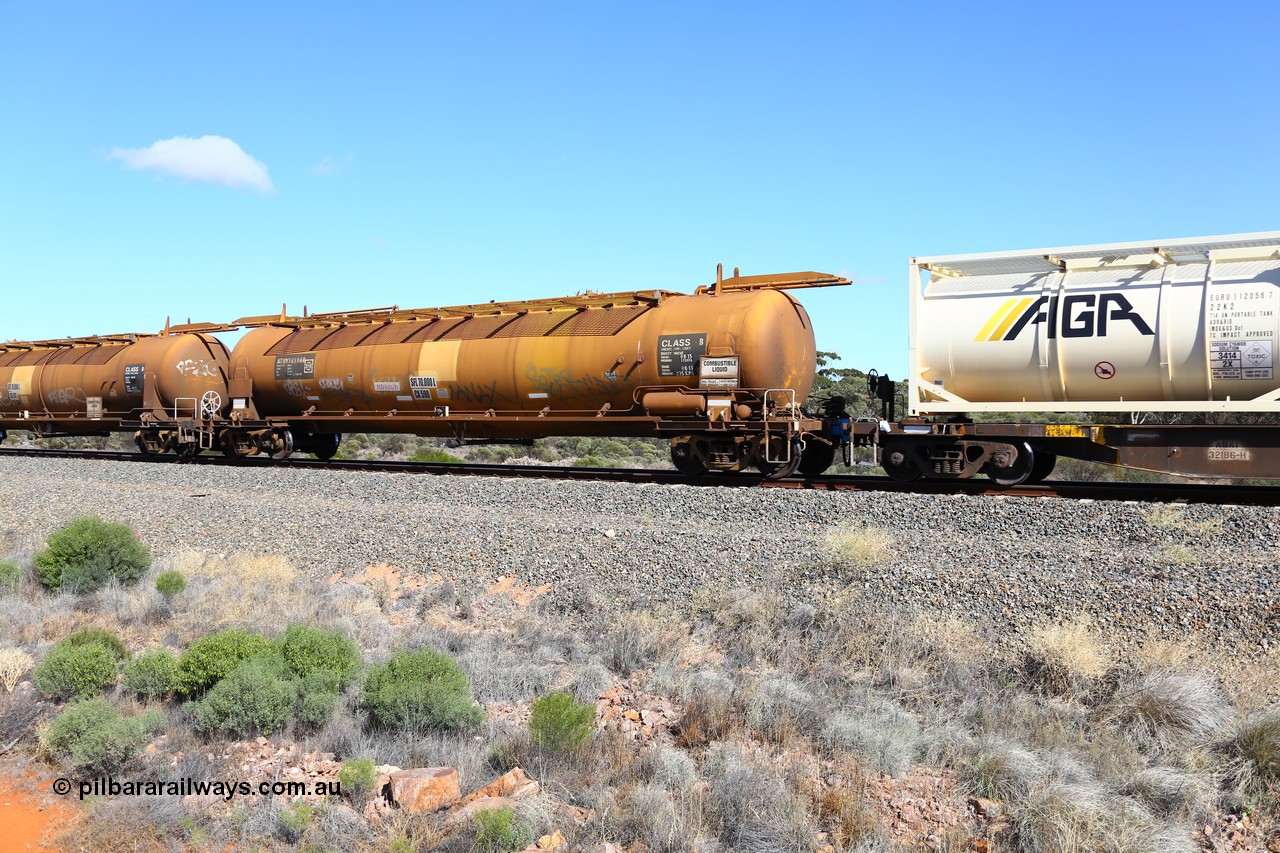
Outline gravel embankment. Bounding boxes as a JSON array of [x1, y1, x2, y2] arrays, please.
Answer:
[[0, 456, 1276, 655]]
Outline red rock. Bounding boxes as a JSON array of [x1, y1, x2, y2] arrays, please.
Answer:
[[461, 767, 540, 803], [443, 795, 518, 829], [389, 767, 460, 814], [535, 830, 566, 850]]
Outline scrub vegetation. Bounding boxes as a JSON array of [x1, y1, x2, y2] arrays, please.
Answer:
[[0, 517, 1276, 852]]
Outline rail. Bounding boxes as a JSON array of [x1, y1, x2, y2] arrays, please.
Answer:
[[0, 447, 1275, 505]]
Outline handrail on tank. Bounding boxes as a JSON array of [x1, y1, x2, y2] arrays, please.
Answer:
[[697, 266, 852, 295], [224, 288, 686, 331], [14, 268, 850, 343], [0, 333, 147, 350]]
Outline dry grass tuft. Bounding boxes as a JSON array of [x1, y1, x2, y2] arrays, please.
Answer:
[[675, 669, 738, 748], [0, 687, 45, 745], [0, 647, 34, 692], [0, 595, 78, 647], [1133, 639, 1199, 675], [615, 782, 703, 853], [704, 742, 814, 851], [1111, 672, 1231, 748], [1024, 618, 1110, 695], [1220, 711, 1280, 814], [1015, 779, 1199, 853], [1124, 767, 1214, 818], [896, 615, 989, 686], [171, 551, 322, 638], [1226, 646, 1280, 714], [802, 773, 883, 850], [962, 737, 1044, 802], [744, 675, 821, 745], [823, 526, 894, 567], [820, 695, 922, 778], [642, 743, 697, 790], [1144, 504, 1222, 538], [603, 609, 687, 675]]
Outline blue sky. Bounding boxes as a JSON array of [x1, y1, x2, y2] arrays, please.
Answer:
[[3, 1, 1277, 378]]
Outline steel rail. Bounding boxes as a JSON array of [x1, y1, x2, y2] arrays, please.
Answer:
[[0, 447, 1276, 505]]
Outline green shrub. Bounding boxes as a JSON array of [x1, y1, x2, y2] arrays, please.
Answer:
[[473, 804, 534, 852], [34, 516, 151, 593], [278, 624, 360, 685], [41, 697, 117, 754], [63, 628, 129, 662], [361, 648, 484, 732], [189, 657, 297, 736], [154, 570, 186, 598], [528, 690, 595, 751], [42, 699, 163, 774], [409, 448, 458, 463], [278, 802, 314, 844], [121, 648, 178, 699], [0, 558, 20, 594], [33, 642, 119, 699], [175, 628, 272, 696], [295, 670, 339, 728], [338, 757, 378, 803], [71, 710, 164, 775]]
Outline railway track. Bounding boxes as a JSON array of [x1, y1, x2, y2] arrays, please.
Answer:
[[0, 446, 1276, 505]]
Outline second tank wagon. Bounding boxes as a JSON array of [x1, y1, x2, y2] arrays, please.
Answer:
[[217, 269, 846, 475], [0, 268, 853, 478]]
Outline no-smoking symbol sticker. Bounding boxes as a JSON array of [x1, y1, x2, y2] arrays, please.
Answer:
[[1094, 361, 1116, 380]]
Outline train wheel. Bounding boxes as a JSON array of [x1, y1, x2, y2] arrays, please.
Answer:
[[310, 433, 341, 461], [1027, 450, 1057, 484], [983, 441, 1035, 487], [670, 440, 708, 476], [880, 444, 922, 481], [220, 431, 249, 458], [134, 433, 152, 456], [262, 428, 294, 461], [797, 439, 837, 476], [756, 435, 801, 480]]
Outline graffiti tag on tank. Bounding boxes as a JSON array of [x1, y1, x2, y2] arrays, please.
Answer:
[[176, 359, 218, 378], [46, 387, 87, 406], [317, 377, 345, 390], [525, 365, 633, 399], [282, 380, 308, 397], [452, 380, 515, 407]]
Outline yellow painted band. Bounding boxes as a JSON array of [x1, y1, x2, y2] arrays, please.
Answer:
[[973, 298, 1020, 342], [417, 341, 460, 383], [988, 297, 1035, 342]]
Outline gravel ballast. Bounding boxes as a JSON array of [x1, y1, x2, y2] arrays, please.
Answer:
[[0, 456, 1275, 655]]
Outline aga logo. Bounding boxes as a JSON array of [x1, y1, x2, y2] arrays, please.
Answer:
[[975, 293, 1154, 342]]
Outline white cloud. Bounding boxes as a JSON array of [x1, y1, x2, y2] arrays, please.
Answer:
[[109, 135, 274, 193]]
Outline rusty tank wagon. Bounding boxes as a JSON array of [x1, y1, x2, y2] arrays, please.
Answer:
[[0, 331, 230, 456], [0, 268, 855, 478]]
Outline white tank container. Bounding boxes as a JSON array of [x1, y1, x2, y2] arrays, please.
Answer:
[[910, 234, 1280, 413]]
